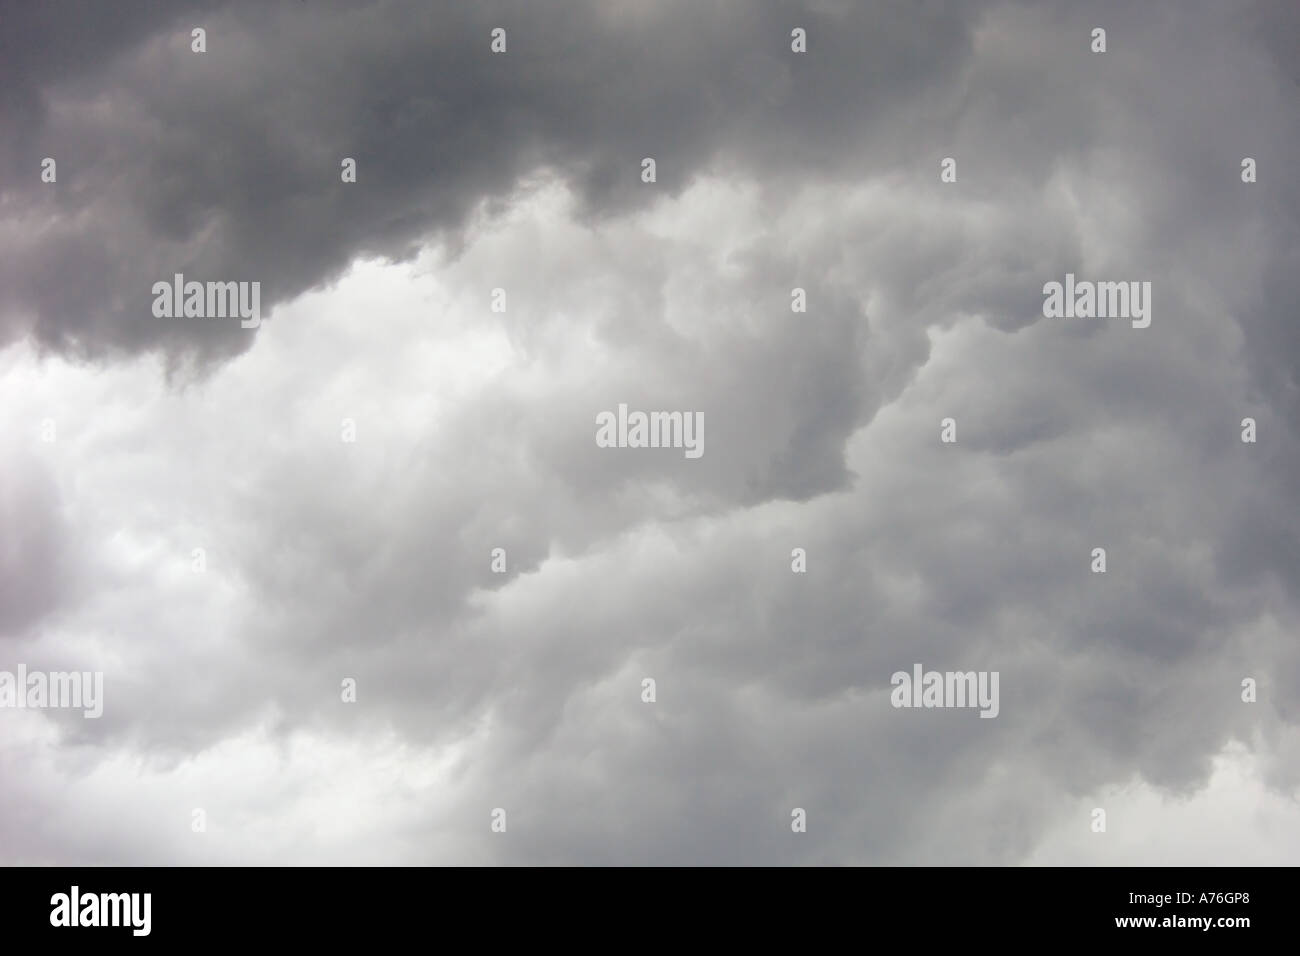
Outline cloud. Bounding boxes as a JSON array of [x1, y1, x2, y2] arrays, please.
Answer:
[[0, 0, 991, 366], [0, 0, 1297, 865]]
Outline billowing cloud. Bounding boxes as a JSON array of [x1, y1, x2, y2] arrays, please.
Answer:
[[0, 0, 1297, 865]]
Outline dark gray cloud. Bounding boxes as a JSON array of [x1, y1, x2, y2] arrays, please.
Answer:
[[0, 0, 990, 366]]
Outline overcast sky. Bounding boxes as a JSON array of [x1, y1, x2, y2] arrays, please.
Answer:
[[1, 0, 1298, 865]]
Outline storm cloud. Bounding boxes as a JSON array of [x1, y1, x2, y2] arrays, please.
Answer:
[[0, 0, 1297, 865]]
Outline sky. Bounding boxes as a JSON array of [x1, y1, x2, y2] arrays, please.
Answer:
[[1, 0, 1298, 865]]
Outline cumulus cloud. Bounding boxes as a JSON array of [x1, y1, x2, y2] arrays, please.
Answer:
[[0, 0, 1297, 864]]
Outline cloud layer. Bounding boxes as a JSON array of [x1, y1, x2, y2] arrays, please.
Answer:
[[1, 0, 1298, 864]]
